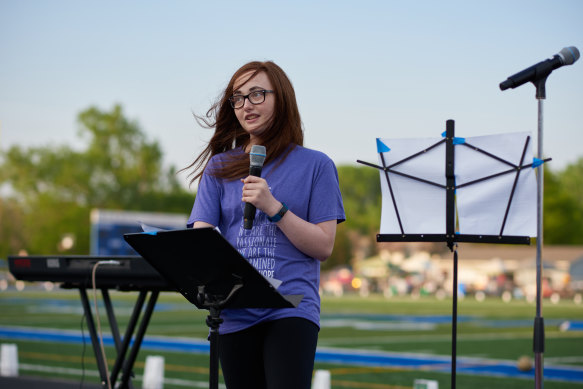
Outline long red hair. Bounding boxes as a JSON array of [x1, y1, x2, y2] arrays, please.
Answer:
[[183, 61, 304, 185]]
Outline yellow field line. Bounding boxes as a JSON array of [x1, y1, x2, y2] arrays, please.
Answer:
[[21, 351, 84, 363], [332, 379, 411, 389], [20, 351, 210, 374], [328, 366, 404, 375]]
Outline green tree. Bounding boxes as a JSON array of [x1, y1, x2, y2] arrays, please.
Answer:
[[0, 197, 26, 254], [559, 157, 583, 210], [325, 165, 382, 268], [544, 160, 583, 244], [0, 104, 194, 257], [337, 165, 381, 234], [324, 222, 352, 270], [77, 105, 164, 208]]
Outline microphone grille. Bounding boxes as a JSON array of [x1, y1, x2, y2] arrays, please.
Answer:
[[249, 145, 267, 167], [559, 46, 580, 65]]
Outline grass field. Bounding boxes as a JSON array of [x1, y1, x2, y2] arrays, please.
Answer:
[[1, 289, 582, 388]]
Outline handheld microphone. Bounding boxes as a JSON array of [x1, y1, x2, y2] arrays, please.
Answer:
[[243, 145, 267, 229], [500, 46, 580, 91]]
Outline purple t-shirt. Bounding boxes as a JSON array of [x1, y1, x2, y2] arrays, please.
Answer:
[[187, 145, 345, 334]]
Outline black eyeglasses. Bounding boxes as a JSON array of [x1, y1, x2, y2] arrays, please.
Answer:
[[229, 90, 274, 109]]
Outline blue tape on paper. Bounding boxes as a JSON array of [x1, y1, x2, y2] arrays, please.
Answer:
[[532, 158, 544, 168], [441, 131, 464, 145], [376, 138, 390, 153]]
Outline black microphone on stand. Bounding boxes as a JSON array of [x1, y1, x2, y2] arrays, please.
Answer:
[[500, 46, 580, 91], [243, 145, 267, 229]]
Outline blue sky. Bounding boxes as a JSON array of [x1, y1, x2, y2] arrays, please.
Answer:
[[1, 1, 582, 188]]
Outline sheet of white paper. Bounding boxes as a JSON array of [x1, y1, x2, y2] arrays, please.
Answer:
[[141, 222, 222, 235], [140, 221, 167, 233], [376, 132, 537, 237], [455, 132, 537, 236], [378, 137, 446, 234]]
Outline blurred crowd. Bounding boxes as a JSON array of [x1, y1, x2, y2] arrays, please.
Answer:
[[320, 247, 583, 304]]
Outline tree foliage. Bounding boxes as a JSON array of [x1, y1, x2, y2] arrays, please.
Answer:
[[1, 107, 582, 263], [323, 165, 381, 269], [336, 165, 381, 234], [0, 104, 194, 257], [543, 159, 583, 244]]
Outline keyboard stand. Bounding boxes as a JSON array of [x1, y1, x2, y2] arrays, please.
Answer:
[[67, 285, 160, 389]]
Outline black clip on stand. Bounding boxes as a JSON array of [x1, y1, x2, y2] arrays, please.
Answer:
[[124, 228, 302, 389], [197, 282, 243, 389]]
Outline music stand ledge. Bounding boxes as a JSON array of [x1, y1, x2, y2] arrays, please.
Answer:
[[124, 227, 302, 389]]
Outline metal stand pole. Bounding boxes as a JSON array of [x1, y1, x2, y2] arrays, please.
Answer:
[[451, 247, 459, 389], [207, 307, 223, 389], [197, 283, 243, 389], [534, 97, 545, 389]]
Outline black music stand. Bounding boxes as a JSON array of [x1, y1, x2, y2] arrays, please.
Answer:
[[124, 227, 302, 389], [357, 120, 550, 389]]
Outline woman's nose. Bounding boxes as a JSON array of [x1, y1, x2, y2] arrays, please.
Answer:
[[242, 97, 254, 109]]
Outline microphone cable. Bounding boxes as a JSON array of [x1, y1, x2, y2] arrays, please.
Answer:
[[91, 260, 121, 389]]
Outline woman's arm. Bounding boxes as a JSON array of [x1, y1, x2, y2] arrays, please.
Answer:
[[241, 175, 337, 261], [276, 215, 337, 262]]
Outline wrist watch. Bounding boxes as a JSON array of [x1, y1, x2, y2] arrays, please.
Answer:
[[267, 203, 289, 222]]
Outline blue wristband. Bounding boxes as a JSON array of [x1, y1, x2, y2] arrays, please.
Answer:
[[267, 203, 288, 222]]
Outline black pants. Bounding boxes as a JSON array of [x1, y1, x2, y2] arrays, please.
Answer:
[[218, 317, 319, 389]]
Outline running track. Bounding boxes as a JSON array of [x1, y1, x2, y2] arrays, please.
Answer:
[[1, 326, 581, 384]]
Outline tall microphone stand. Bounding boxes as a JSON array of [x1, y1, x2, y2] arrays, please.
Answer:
[[501, 46, 579, 389], [533, 77, 547, 389]]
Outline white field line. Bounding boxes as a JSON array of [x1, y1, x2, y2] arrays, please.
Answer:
[[18, 363, 225, 388]]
